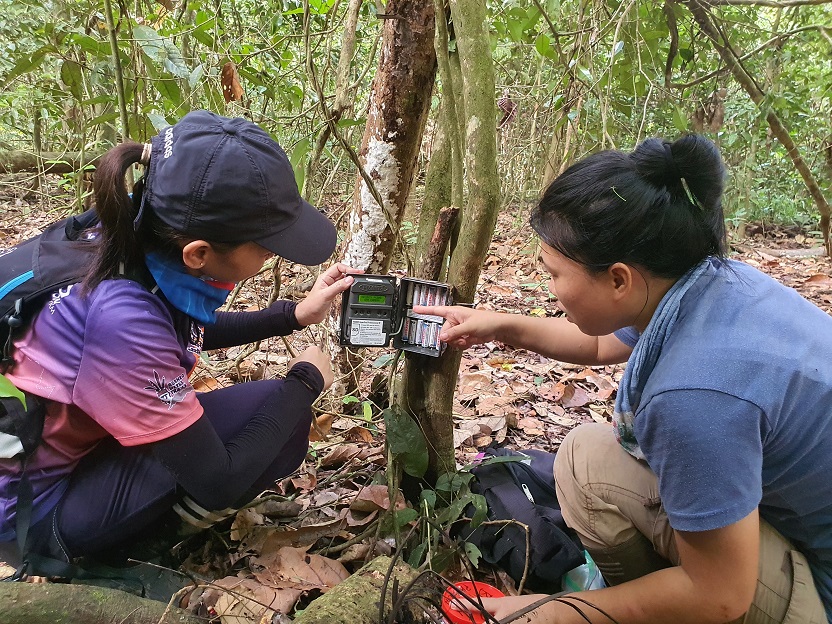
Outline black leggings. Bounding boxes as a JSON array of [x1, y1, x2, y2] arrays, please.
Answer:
[[28, 379, 310, 560]]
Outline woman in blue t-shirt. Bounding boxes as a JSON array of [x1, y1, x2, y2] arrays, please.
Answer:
[[419, 135, 832, 623]]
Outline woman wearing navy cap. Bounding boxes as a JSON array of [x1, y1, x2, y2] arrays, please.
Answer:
[[421, 135, 832, 623], [0, 111, 356, 569]]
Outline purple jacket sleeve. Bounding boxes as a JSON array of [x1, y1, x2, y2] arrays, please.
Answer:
[[202, 300, 303, 349]]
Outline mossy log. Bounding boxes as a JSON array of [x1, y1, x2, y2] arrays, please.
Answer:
[[0, 582, 204, 624], [0, 150, 102, 174], [293, 556, 419, 624]]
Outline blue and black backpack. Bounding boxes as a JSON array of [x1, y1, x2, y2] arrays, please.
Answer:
[[0, 208, 99, 578]]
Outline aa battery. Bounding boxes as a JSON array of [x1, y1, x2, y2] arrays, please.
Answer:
[[400, 281, 449, 352]]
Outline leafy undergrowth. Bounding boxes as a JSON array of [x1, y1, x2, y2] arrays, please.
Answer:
[[2, 185, 831, 621]]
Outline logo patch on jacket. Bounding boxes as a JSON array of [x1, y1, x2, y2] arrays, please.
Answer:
[[145, 370, 192, 409], [187, 321, 204, 355]]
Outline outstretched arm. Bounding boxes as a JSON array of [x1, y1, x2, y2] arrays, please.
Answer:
[[203, 263, 359, 349], [414, 305, 632, 365]]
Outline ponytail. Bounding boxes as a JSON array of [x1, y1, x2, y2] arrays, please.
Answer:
[[84, 142, 146, 291]]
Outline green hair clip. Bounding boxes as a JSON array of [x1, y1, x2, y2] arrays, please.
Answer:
[[680, 177, 704, 211]]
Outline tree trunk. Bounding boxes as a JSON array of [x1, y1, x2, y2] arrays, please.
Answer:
[[341, 0, 438, 274], [415, 1, 463, 278], [0, 583, 202, 624], [293, 555, 419, 624], [330, 0, 438, 404], [0, 150, 102, 174], [684, 0, 831, 255], [400, 0, 501, 481]]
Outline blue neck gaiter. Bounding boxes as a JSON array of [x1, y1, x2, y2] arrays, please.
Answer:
[[144, 252, 235, 324]]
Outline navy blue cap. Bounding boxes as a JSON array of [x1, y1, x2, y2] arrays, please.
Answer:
[[140, 110, 336, 266]]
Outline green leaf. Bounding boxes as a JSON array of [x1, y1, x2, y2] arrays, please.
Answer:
[[60, 60, 84, 101], [394, 508, 418, 527], [371, 353, 396, 368], [435, 471, 472, 494], [191, 14, 217, 48], [133, 25, 190, 79], [672, 106, 688, 133], [67, 34, 109, 57], [362, 401, 373, 422], [188, 64, 204, 90], [153, 78, 183, 106], [342, 395, 360, 404], [464, 542, 482, 567], [461, 454, 526, 471], [80, 94, 114, 107], [383, 406, 428, 478], [336, 117, 367, 129], [436, 493, 473, 525], [146, 112, 171, 131], [576, 66, 593, 83], [506, 8, 527, 42], [0, 375, 26, 407], [3, 45, 54, 87], [534, 34, 552, 59], [679, 48, 694, 62], [429, 545, 455, 573], [469, 493, 488, 527], [407, 541, 427, 568], [289, 138, 310, 189], [523, 7, 541, 32], [87, 110, 120, 127], [420, 489, 436, 510]]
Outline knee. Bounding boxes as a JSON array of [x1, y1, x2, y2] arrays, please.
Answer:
[[555, 423, 616, 492]]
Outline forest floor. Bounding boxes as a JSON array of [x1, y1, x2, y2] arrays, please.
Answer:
[[2, 178, 831, 620]]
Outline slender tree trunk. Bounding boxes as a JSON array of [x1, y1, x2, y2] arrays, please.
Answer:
[[400, 0, 500, 481], [415, 1, 462, 277], [302, 0, 364, 201], [103, 0, 129, 141], [685, 0, 831, 255]]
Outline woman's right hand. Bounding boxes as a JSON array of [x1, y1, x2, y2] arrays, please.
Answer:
[[412, 305, 502, 349], [290, 346, 334, 391]]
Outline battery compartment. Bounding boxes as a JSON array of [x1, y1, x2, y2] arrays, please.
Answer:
[[391, 277, 450, 357], [339, 275, 451, 357]]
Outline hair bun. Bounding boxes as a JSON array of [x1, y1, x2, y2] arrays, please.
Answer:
[[633, 135, 725, 213]]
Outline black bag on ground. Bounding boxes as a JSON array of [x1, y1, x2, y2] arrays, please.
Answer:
[[460, 447, 585, 592]]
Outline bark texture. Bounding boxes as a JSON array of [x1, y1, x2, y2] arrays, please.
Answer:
[[292, 556, 418, 624], [401, 0, 501, 480], [342, 0, 438, 274], [0, 582, 202, 624], [0, 150, 102, 174]]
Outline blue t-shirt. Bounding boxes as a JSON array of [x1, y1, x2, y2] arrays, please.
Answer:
[[615, 258, 832, 620]]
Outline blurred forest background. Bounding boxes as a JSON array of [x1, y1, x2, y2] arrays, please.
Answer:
[[0, 0, 830, 229]]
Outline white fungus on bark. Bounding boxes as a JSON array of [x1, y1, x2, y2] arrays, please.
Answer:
[[344, 137, 400, 271]]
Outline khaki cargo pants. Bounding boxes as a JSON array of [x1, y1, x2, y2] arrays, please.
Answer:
[[554, 423, 827, 624]]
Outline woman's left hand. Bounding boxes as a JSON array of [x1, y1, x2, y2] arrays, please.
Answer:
[[294, 263, 362, 327]]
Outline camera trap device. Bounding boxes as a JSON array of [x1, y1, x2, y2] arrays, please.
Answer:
[[339, 275, 451, 357]]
